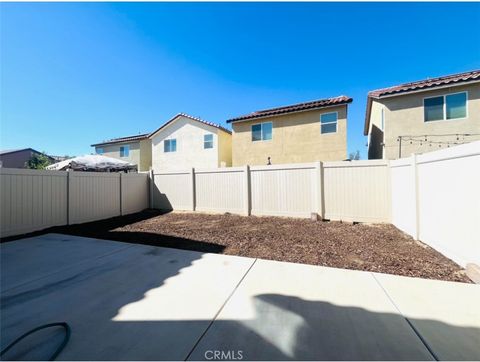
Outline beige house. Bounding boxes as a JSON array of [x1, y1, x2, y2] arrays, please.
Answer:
[[227, 96, 352, 166], [149, 113, 232, 170], [91, 134, 152, 171], [365, 69, 480, 160]]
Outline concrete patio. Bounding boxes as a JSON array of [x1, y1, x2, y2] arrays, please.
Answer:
[[1, 233, 479, 360]]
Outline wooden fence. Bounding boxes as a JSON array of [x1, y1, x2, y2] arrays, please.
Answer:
[[0, 169, 149, 238]]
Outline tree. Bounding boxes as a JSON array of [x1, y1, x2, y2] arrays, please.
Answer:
[[26, 152, 51, 169], [348, 150, 361, 160]]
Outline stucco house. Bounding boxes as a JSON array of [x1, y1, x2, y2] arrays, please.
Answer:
[[0, 148, 55, 168], [365, 69, 480, 160], [91, 134, 152, 171], [149, 113, 232, 170], [227, 96, 352, 166]]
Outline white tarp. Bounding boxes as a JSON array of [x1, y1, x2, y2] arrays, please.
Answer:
[[46, 154, 136, 171]]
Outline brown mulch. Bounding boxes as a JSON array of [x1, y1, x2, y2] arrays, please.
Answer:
[[4, 210, 470, 283]]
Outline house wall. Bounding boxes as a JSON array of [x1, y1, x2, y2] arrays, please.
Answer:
[[96, 141, 141, 168], [218, 130, 233, 167], [231, 105, 348, 166], [151, 115, 229, 170], [372, 83, 480, 159], [0, 149, 48, 169], [139, 139, 152, 171], [367, 101, 385, 160]]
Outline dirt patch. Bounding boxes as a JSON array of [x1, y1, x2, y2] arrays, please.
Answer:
[[17, 210, 470, 283]]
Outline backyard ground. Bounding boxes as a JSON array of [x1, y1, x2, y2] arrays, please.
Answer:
[[32, 209, 470, 283]]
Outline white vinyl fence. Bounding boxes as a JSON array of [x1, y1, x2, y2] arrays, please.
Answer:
[[152, 160, 391, 223], [390, 141, 480, 267], [0, 169, 149, 238]]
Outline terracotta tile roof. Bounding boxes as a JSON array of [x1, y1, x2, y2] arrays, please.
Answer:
[[364, 69, 480, 135], [91, 133, 150, 147], [226, 95, 353, 123], [149, 113, 231, 138], [368, 69, 480, 98]]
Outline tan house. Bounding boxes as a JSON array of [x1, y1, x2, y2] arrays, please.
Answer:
[[227, 96, 353, 166], [365, 69, 480, 160], [91, 134, 152, 171]]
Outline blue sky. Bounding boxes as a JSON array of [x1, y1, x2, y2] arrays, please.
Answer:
[[1, 2, 479, 158]]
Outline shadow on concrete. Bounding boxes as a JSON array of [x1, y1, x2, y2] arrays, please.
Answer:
[[2, 249, 479, 361]]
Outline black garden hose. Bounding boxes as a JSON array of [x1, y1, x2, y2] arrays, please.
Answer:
[[0, 322, 71, 361]]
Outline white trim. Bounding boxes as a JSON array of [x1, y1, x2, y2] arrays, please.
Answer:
[[423, 91, 468, 123], [251, 121, 273, 142], [320, 111, 338, 134]]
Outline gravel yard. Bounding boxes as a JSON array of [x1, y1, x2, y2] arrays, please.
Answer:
[[42, 210, 470, 283]]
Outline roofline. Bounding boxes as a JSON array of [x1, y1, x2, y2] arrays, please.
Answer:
[[148, 113, 232, 139], [90, 135, 150, 147], [227, 97, 353, 124], [363, 79, 480, 136], [0, 148, 54, 159], [228, 102, 351, 125]]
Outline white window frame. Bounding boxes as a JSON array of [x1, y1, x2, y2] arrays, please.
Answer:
[[423, 91, 468, 123], [251, 122, 273, 142], [164, 139, 177, 153], [204, 134, 214, 149], [119, 145, 129, 157], [320, 111, 338, 134]]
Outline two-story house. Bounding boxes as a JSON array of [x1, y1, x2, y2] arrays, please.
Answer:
[[91, 134, 152, 171], [149, 113, 232, 170], [227, 96, 352, 166], [365, 69, 480, 160]]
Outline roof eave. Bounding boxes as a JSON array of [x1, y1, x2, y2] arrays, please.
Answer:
[[227, 100, 353, 124]]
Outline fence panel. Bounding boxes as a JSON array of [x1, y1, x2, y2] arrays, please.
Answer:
[[153, 170, 192, 210], [250, 163, 316, 218], [0, 168, 68, 237], [121, 173, 149, 215], [390, 158, 416, 237], [195, 167, 245, 214], [323, 160, 390, 223], [69, 172, 121, 224], [416, 142, 480, 267]]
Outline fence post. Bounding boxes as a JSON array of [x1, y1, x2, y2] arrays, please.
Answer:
[[67, 171, 73, 225], [149, 169, 154, 209], [119, 172, 123, 216], [191, 167, 196, 211], [412, 154, 420, 240], [243, 165, 251, 216], [314, 161, 325, 220]]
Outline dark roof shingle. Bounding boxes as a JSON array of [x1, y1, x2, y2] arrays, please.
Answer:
[[91, 133, 149, 147], [227, 95, 353, 123], [368, 69, 480, 98]]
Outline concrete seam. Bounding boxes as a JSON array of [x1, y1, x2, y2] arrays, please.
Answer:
[[184, 258, 258, 361], [371, 272, 439, 361], [1, 235, 136, 294]]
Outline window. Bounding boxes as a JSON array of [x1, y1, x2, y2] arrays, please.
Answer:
[[251, 122, 272, 141], [424, 92, 467, 122], [120, 145, 129, 157], [320, 112, 337, 134], [96, 148, 104, 155], [204, 134, 213, 149], [164, 139, 177, 153]]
